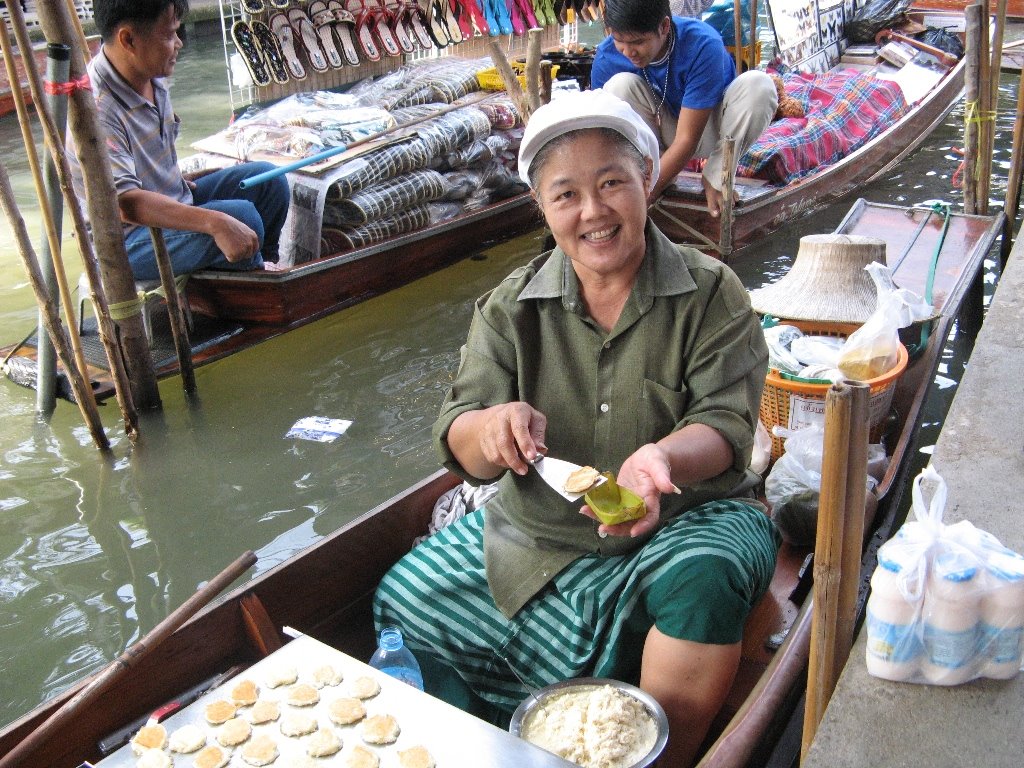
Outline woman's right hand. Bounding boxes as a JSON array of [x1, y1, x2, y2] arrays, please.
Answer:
[[476, 402, 548, 476]]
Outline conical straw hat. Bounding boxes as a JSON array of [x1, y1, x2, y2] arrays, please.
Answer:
[[748, 234, 886, 324]]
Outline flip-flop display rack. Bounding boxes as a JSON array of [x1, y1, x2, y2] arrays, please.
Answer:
[[218, 0, 566, 110]]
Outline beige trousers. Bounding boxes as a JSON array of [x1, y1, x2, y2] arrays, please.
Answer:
[[602, 70, 778, 190]]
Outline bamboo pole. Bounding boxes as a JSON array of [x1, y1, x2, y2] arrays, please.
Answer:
[[980, 0, 1008, 216], [35, 0, 162, 414], [489, 39, 532, 123], [150, 228, 196, 395], [12, 0, 141, 436], [718, 137, 736, 262], [802, 382, 853, 759], [963, 4, 982, 214], [525, 28, 543, 114], [0, 162, 109, 450], [540, 61, 554, 106], [0, 551, 258, 768], [976, 2, 992, 214], [62, 0, 92, 63], [1000, 62, 1024, 263], [0, 17, 97, 413], [749, 0, 759, 71]]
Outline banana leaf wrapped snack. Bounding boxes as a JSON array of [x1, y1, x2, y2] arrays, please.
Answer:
[[584, 473, 647, 526]]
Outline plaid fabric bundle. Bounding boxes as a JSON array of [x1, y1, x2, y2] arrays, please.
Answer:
[[737, 70, 909, 184], [331, 204, 432, 250], [323, 169, 447, 227]]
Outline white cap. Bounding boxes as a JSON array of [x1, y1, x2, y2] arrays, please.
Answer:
[[517, 89, 661, 187]]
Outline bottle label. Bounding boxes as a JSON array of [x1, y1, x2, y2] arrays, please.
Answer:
[[980, 623, 1024, 664], [866, 609, 920, 663], [923, 622, 978, 668], [378, 666, 424, 690]]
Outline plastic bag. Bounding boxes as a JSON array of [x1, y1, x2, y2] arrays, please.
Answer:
[[765, 425, 883, 546], [847, 0, 912, 43], [763, 323, 804, 374], [916, 27, 965, 59], [865, 466, 1024, 685], [702, 0, 754, 45], [837, 262, 932, 380], [750, 420, 773, 476]]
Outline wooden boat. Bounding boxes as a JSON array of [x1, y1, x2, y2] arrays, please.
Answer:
[[0, 200, 1001, 768], [650, 11, 968, 260]]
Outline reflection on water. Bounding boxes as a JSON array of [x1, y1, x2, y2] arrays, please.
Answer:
[[0, 27, 1021, 731]]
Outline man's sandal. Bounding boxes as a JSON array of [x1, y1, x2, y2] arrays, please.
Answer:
[[345, 0, 383, 61], [231, 19, 271, 87], [270, 12, 307, 80], [418, 0, 452, 47], [241, 0, 265, 14], [288, 7, 330, 72], [328, 0, 363, 64], [251, 19, 290, 83], [363, 0, 403, 56], [309, 0, 345, 67], [404, 0, 435, 48], [384, 0, 417, 52]]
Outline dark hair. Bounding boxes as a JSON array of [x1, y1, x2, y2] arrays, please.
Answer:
[[94, 0, 189, 41], [602, 0, 670, 34], [528, 127, 648, 191]]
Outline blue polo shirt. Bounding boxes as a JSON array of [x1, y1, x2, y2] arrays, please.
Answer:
[[591, 16, 736, 117]]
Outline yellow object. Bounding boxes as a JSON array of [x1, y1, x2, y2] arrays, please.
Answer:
[[726, 41, 762, 71], [476, 63, 561, 92], [584, 473, 646, 526]]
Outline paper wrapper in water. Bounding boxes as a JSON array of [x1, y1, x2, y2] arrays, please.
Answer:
[[584, 473, 646, 526]]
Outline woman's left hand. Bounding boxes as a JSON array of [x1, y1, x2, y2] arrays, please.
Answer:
[[579, 443, 679, 538]]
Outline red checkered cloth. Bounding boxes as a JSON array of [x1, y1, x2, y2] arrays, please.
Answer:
[[735, 69, 909, 185]]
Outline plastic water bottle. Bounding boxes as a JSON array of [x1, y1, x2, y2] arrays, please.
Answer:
[[369, 626, 424, 690]]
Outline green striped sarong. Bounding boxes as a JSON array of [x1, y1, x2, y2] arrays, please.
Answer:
[[373, 499, 779, 722]]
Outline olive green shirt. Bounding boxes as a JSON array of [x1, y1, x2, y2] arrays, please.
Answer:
[[433, 222, 768, 618]]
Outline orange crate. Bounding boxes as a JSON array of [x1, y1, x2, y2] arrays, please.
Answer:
[[760, 321, 908, 460]]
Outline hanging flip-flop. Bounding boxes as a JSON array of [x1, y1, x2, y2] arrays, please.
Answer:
[[448, 0, 474, 39], [539, 0, 557, 26], [404, 0, 435, 48], [288, 7, 330, 72], [270, 12, 307, 80], [490, 0, 513, 34], [437, 0, 464, 43], [514, 0, 538, 28], [251, 19, 290, 83], [241, 0, 265, 13], [384, 0, 416, 53], [343, 0, 383, 61], [269, 0, 291, 8], [309, 0, 345, 67], [457, 0, 489, 35], [481, 0, 500, 35], [363, 0, 403, 56], [231, 19, 271, 87], [328, 0, 363, 64], [418, 0, 451, 46], [505, 0, 526, 34]]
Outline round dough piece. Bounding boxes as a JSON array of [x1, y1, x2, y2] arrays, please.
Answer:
[[241, 733, 279, 766], [312, 663, 343, 688], [564, 465, 601, 494], [230, 678, 260, 706], [216, 716, 252, 747], [347, 676, 381, 700], [204, 699, 238, 725], [286, 683, 320, 707], [193, 744, 231, 768], [249, 698, 281, 724], [343, 745, 381, 768], [398, 746, 436, 768], [280, 711, 319, 737], [136, 748, 172, 768], [265, 665, 298, 688], [168, 723, 207, 753], [131, 724, 167, 755], [327, 697, 367, 726], [306, 727, 343, 757], [360, 714, 400, 745]]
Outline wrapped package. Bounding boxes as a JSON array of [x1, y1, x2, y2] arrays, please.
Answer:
[[865, 466, 1024, 684]]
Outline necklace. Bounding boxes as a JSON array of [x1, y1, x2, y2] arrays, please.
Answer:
[[641, 32, 675, 128]]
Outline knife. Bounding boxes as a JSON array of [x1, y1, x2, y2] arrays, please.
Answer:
[[531, 455, 607, 501]]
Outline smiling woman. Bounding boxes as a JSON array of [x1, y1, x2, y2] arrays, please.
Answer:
[[371, 88, 780, 768]]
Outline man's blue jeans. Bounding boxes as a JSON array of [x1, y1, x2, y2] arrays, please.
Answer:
[[123, 161, 290, 280]]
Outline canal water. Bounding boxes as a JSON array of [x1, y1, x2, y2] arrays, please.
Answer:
[[0, 25, 1021, 730]]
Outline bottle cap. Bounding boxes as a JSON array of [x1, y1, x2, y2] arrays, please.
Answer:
[[988, 551, 1024, 582], [379, 626, 404, 651], [934, 551, 978, 582]]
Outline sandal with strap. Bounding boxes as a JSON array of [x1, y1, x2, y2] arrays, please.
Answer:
[[384, 0, 417, 52], [505, 0, 526, 34], [251, 19, 290, 83], [418, 0, 452, 46], [454, 0, 488, 36], [363, 0, 403, 56], [309, 0, 345, 67], [437, 0, 464, 44], [327, 0, 362, 64], [231, 19, 271, 86], [344, 0, 383, 61], [490, 0, 513, 34], [269, 12, 306, 80], [241, 0, 265, 14], [404, 0, 434, 48], [514, 0, 538, 28], [481, 0, 500, 35], [287, 7, 329, 72]]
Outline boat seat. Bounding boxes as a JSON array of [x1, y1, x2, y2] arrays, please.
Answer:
[[77, 271, 193, 347]]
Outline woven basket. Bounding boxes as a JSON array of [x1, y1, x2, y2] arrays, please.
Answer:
[[760, 321, 908, 460], [476, 63, 560, 92]]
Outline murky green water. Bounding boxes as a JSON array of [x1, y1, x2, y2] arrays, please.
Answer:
[[0, 25, 1020, 730]]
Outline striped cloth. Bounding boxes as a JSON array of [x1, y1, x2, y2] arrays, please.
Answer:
[[330, 204, 432, 251], [323, 169, 447, 227], [737, 69, 909, 184], [373, 500, 780, 718]]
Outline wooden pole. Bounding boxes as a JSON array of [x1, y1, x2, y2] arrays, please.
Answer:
[[0, 17, 96, 410], [749, 0, 759, 71], [1001, 62, 1024, 263], [62, 0, 92, 63], [733, 0, 744, 74], [718, 137, 736, 261], [489, 39, 532, 123], [35, 0, 162, 413], [150, 228, 196, 395], [963, 4, 982, 215], [11, 0, 140, 436], [525, 28, 543, 113], [802, 382, 853, 759], [980, 0, 1008, 217], [540, 61, 554, 105], [976, 2, 992, 214], [0, 551, 258, 768]]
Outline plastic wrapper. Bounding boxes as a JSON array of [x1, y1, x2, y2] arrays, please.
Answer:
[[750, 420, 772, 476], [791, 335, 845, 368], [837, 262, 932, 380], [763, 323, 804, 374], [323, 169, 447, 228], [865, 466, 1024, 685], [765, 424, 882, 546], [847, 0, 912, 43]]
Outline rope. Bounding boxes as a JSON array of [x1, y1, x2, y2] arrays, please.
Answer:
[[906, 202, 951, 357], [43, 73, 91, 96], [106, 296, 144, 321]]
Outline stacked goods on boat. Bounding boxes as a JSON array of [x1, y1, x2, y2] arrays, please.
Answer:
[[190, 57, 530, 265]]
